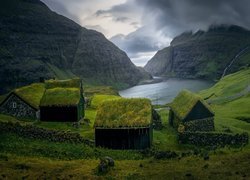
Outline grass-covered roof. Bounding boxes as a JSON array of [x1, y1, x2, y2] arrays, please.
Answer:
[[13, 83, 45, 109], [40, 88, 81, 106], [90, 94, 121, 109], [45, 78, 81, 89], [170, 90, 214, 120], [94, 98, 152, 128]]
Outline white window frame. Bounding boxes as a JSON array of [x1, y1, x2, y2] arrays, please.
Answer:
[[12, 102, 17, 108]]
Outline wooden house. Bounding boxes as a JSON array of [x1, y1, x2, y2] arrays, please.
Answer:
[[40, 78, 85, 122], [169, 90, 215, 132], [0, 83, 45, 119], [94, 98, 153, 149]]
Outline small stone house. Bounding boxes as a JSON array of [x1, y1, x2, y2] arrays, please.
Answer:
[[0, 83, 45, 119], [94, 98, 153, 149], [169, 90, 215, 132], [40, 78, 85, 122], [0, 78, 85, 122]]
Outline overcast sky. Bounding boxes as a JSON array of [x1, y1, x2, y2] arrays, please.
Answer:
[[41, 0, 250, 67]]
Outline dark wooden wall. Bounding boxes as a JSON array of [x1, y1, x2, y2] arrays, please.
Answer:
[[95, 127, 152, 149], [169, 110, 174, 126], [77, 98, 84, 120], [40, 106, 78, 122]]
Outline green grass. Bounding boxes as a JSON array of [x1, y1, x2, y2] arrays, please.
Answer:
[[0, 133, 144, 160], [153, 109, 193, 151], [0, 109, 96, 140], [84, 85, 119, 97], [1, 148, 250, 179], [0, 70, 250, 179], [95, 98, 152, 128], [200, 67, 250, 99], [90, 94, 121, 109], [0, 114, 27, 123], [40, 88, 81, 106], [198, 68, 250, 145], [212, 95, 250, 136], [45, 78, 81, 89], [14, 83, 45, 109]]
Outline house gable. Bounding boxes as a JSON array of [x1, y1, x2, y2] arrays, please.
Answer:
[[170, 90, 214, 121], [184, 100, 214, 122], [0, 93, 37, 119]]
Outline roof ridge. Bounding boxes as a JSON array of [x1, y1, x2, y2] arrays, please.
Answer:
[[170, 90, 212, 120], [180, 98, 199, 120]]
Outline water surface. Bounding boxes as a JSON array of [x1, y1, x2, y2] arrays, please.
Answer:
[[119, 78, 214, 105]]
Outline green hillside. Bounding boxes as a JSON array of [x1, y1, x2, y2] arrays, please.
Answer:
[[200, 68, 250, 133], [0, 70, 250, 178], [200, 68, 250, 99]]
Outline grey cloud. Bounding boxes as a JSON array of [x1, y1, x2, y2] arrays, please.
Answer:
[[95, 10, 107, 16], [130, 22, 140, 28], [95, 0, 139, 23], [96, 9, 130, 22], [110, 27, 165, 54], [136, 0, 250, 37], [114, 17, 130, 22]]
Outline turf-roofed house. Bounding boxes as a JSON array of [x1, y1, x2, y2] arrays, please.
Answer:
[[169, 90, 215, 132], [0, 83, 45, 119], [94, 98, 153, 149], [40, 78, 85, 122]]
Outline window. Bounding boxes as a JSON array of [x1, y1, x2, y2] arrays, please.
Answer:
[[12, 102, 17, 108]]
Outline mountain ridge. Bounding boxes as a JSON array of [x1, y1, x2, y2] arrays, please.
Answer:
[[0, 0, 149, 94], [144, 24, 250, 80]]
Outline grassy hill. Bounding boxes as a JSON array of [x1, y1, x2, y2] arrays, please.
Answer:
[[0, 69, 250, 178], [199, 68, 250, 134]]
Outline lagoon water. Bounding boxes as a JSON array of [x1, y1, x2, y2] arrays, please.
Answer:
[[119, 78, 214, 105]]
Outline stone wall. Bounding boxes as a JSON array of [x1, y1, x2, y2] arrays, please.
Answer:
[[183, 117, 215, 132], [179, 131, 248, 147], [0, 94, 37, 119], [0, 121, 94, 145]]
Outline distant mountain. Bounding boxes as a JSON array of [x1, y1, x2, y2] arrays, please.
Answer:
[[144, 25, 250, 80], [0, 0, 149, 94]]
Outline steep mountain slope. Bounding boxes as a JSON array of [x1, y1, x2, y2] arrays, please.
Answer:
[[0, 0, 148, 94], [145, 25, 250, 80]]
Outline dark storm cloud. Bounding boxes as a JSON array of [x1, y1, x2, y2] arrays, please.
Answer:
[[136, 0, 250, 37], [115, 17, 130, 23], [111, 0, 250, 65], [96, 9, 130, 22], [96, 2, 134, 15], [95, 1, 138, 23], [110, 27, 165, 55]]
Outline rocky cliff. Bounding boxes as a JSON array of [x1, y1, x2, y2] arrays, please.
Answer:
[[144, 25, 250, 80], [0, 0, 148, 94]]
